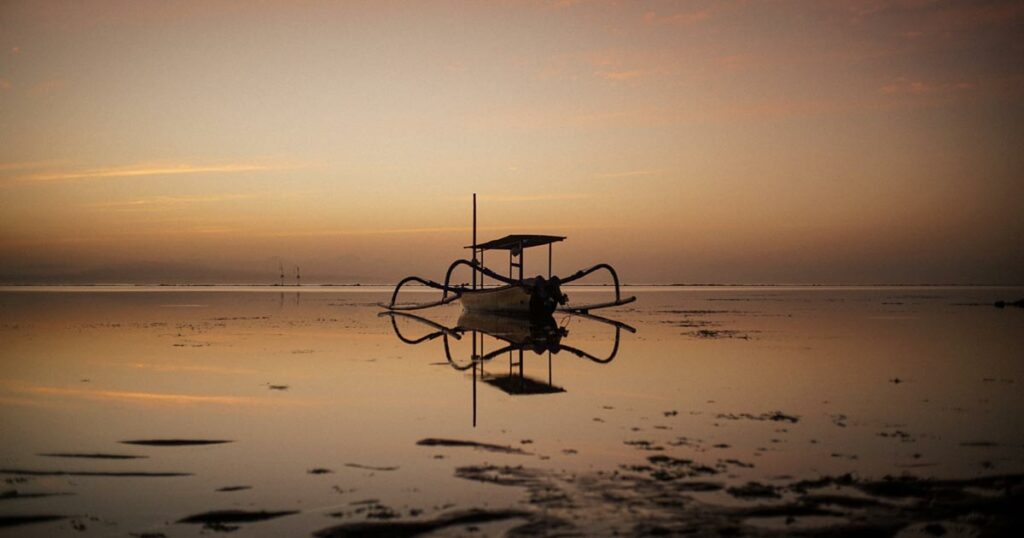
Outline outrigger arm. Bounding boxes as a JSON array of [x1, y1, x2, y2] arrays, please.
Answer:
[[379, 275, 464, 311], [380, 258, 635, 313], [378, 310, 633, 366], [556, 263, 637, 313], [379, 258, 522, 311]]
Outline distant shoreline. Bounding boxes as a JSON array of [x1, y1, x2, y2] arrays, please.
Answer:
[[1, 283, 1022, 290]]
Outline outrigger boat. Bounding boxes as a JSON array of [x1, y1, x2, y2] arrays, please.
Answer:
[[380, 195, 636, 316]]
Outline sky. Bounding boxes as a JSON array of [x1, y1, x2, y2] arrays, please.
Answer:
[[1, 0, 1022, 285]]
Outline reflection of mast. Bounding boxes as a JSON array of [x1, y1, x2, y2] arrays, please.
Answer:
[[471, 328, 479, 427], [381, 310, 635, 427]]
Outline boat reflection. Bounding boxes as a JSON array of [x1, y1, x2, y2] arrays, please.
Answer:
[[380, 310, 636, 426]]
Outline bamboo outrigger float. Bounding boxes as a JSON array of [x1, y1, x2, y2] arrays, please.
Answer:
[[380, 195, 636, 316]]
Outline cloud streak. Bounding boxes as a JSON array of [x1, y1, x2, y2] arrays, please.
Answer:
[[475, 193, 593, 202], [594, 170, 659, 179], [18, 163, 281, 182], [595, 69, 648, 81], [87, 192, 275, 210], [643, 9, 712, 26]]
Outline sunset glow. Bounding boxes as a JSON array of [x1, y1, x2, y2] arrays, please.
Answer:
[[1, 1, 1021, 284]]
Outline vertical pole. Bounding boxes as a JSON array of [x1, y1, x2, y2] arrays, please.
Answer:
[[519, 241, 524, 281], [472, 362, 477, 428], [481, 250, 485, 288], [472, 194, 477, 290], [518, 349, 524, 392], [548, 243, 552, 279], [472, 329, 477, 427]]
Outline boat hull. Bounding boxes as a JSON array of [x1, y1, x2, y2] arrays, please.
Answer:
[[459, 284, 552, 316], [457, 311, 562, 349]]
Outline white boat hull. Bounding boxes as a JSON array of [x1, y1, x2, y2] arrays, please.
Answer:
[[459, 285, 535, 315]]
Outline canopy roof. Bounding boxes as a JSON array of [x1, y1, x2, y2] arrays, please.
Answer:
[[467, 234, 565, 251]]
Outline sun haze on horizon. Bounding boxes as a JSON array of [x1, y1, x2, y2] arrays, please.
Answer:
[[1, 0, 1021, 285]]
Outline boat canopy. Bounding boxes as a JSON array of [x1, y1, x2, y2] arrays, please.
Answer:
[[467, 234, 565, 251]]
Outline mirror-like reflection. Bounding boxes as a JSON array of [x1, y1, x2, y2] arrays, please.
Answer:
[[382, 310, 636, 426], [2, 286, 1022, 536]]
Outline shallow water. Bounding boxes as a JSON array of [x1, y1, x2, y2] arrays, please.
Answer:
[[1, 286, 1022, 536]]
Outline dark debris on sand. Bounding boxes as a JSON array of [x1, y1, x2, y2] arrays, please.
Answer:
[[215, 485, 252, 492], [344, 463, 399, 472], [625, 440, 666, 451], [314, 508, 534, 537], [0, 489, 72, 501], [689, 329, 752, 340], [416, 438, 529, 455], [0, 469, 191, 477], [726, 481, 781, 499], [38, 452, 147, 460], [716, 411, 800, 423], [330, 499, 401, 520], [0, 515, 67, 528], [448, 456, 1024, 537], [177, 509, 298, 531], [120, 439, 232, 446]]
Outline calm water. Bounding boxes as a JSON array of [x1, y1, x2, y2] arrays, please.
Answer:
[[1, 286, 1022, 536]]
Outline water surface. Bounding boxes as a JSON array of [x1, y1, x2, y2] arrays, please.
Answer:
[[1, 286, 1022, 536]]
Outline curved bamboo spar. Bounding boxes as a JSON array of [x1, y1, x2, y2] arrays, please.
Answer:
[[381, 258, 521, 311], [382, 259, 635, 313], [380, 310, 629, 366], [557, 263, 637, 312], [377, 275, 464, 311], [380, 311, 463, 344]]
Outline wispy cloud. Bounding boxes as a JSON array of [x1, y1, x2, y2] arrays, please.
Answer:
[[265, 226, 478, 238], [18, 162, 282, 182], [880, 78, 977, 96], [595, 69, 647, 81], [263, 221, 609, 239], [594, 170, 659, 179], [87, 192, 274, 210], [643, 9, 712, 26], [476, 193, 593, 202]]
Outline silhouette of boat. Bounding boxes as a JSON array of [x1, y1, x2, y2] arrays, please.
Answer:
[[380, 195, 635, 316]]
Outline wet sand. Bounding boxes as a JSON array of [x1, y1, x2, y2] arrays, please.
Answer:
[[1, 286, 1022, 536]]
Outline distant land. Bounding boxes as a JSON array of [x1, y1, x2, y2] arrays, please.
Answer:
[[1, 261, 1020, 288]]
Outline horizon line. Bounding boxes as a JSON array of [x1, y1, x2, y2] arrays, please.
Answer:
[[1, 282, 1022, 288]]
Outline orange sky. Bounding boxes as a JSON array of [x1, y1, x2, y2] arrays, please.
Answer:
[[1, 0, 1022, 284]]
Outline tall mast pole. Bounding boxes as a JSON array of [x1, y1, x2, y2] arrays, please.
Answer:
[[472, 193, 477, 290]]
